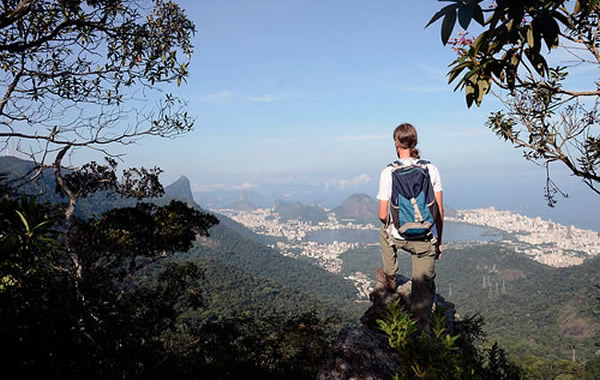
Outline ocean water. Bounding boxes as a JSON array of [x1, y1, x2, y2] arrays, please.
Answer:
[[305, 221, 501, 244]]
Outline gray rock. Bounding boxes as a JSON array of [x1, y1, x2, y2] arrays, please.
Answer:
[[316, 326, 403, 380]]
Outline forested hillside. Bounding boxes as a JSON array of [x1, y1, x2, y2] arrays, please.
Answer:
[[184, 217, 360, 312], [2, 156, 358, 309], [2, 156, 363, 378]]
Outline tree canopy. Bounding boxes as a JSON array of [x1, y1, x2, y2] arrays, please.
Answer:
[[0, 0, 195, 169], [428, 0, 600, 202]]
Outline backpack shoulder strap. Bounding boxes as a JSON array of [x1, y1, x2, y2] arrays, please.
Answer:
[[415, 159, 431, 170], [389, 160, 414, 171]]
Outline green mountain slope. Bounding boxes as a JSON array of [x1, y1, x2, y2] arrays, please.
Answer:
[[2, 157, 360, 321], [184, 220, 358, 308], [165, 256, 352, 322]]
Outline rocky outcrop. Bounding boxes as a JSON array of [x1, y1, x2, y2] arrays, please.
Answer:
[[163, 175, 195, 204], [317, 274, 457, 380], [316, 326, 404, 380]]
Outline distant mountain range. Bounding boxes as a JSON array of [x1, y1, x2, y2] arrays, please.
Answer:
[[223, 189, 456, 227]]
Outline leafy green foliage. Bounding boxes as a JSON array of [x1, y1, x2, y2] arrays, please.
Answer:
[[0, 178, 219, 378], [175, 256, 352, 323], [63, 157, 165, 200], [377, 300, 521, 379], [437, 244, 600, 362], [427, 0, 582, 103], [72, 201, 218, 262], [428, 1, 600, 196], [1, 175, 356, 379], [377, 299, 418, 351]]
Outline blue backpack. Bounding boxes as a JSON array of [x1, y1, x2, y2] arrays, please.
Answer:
[[389, 160, 436, 240]]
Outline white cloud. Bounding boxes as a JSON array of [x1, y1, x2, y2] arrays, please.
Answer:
[[333, 134, 388, 142], [192, 182, 257, 192], [246, 94, 282, 103], [325, 173, 371, 190], [394, 85, 448, 93], [196, 90, 234, 105], [245, 90, 304, 103]]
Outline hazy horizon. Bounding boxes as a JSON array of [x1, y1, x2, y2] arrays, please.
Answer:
[[188, 169, 600, 233]]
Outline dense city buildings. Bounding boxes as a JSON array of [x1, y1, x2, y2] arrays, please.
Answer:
[[216, 206, 600, 297], [450, 207, 600, 267]]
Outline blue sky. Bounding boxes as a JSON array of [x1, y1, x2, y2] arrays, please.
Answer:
[[105, 1, 599, 230]]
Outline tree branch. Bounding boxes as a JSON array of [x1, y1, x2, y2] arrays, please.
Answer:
[[0, 55, 25, 115], [0, 0, 36, 29]]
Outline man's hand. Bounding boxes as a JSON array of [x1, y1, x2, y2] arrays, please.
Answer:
[[435, 243, 443, 260]]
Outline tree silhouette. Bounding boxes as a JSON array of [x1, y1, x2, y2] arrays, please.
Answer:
[[428, 0, 600, 202]]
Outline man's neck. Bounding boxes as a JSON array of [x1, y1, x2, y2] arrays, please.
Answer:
[[397, 149, 412, 159]]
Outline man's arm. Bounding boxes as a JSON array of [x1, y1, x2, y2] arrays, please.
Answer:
[[378, 200, 389, 224], [433, 191, 444, 257]]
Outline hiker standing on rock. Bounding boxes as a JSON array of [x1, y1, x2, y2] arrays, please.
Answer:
[[376, 123, 444, 333]]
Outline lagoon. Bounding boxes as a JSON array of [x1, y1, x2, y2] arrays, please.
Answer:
[[305, 221, 502, 244]]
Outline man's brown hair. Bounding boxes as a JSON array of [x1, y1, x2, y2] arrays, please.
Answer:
[[393, 123, 419, 158]]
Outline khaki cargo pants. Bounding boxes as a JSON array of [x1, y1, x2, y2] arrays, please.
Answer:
[[380, 225, 437, 332]]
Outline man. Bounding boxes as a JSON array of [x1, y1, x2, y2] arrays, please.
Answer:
[[376, 123, 444, 333]]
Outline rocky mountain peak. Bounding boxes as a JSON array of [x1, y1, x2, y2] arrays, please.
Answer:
[[164, 175, 194, 203]]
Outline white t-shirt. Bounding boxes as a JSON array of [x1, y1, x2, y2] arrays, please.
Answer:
[[376, 158, 443, 239]]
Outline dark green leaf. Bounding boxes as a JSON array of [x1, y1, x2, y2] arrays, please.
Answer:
[[472, 31, 487, 53], [441, 9, 457, 45], [425, 4, 458, 28], [447, 63, 468, 84], [472, 4, 484, 25], [552, 11, 572, 28], [524, 49, 548, 76], [541, 12, 560, 50], [454, 68, 475, 91], [458, 3, 474, 29], [465, 83, 475, 108]]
